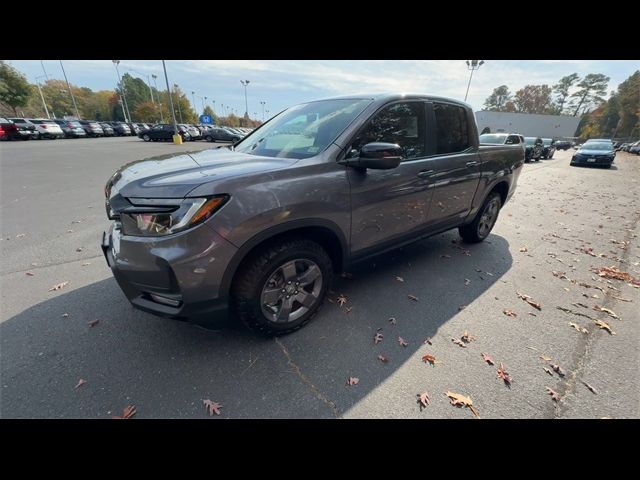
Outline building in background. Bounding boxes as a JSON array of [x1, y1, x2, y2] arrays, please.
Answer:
[[475, 111, 582, 139]]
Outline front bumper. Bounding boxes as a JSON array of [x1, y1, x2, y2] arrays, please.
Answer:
[[101, 222, 238, 326], [571, 155, 614, 166]]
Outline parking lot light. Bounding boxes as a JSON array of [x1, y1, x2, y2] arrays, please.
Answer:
[[112, 60, 129, 122], [163, 61, 182, 145], [35, 75, 50, 119], [464, 60, 485, 102], [60, 60, 81, 119]]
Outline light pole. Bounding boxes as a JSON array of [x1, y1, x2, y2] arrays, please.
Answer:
[[40, 61, 49, 81], [211, 100, 215, 115], [191, 91, 197, 119], [112, 60, 131, 122], [260, 101, 266, 120], [240, 80, 250, 123], [174, 84, 183, 123], [59, 60, 81, 119], [162, 60, 181, 144], [464, 60, 484, 102], [35, 75, 50, 119], [202, 96, 207, 115], [152, 74, 164, 123]]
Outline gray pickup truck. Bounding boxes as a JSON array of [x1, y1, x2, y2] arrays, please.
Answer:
[[102, 94, 524, 335]]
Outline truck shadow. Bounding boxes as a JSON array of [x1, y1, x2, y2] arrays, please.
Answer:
[[1, 230, 512, 418]]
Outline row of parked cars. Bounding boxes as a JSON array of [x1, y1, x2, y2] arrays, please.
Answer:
[[0, 117, 254, 143], [478, 133, 559, 162], [616, 140, 640, 154]]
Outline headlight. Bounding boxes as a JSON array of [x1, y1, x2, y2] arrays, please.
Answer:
[[120, 195, 229, 236]]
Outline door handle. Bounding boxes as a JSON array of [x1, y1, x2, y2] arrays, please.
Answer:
[[417, 169, 434, 178], [466, 161, 479, 167]]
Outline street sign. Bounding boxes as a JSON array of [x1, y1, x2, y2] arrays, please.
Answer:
[[200, 115, 212, 124]]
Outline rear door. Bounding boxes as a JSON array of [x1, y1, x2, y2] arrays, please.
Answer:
[[425, 101, 481, 227]]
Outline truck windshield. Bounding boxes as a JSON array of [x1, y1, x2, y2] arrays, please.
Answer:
[[234, 98, 371, 159]]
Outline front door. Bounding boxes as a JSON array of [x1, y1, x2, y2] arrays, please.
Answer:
[[347, 101, 435, 255]]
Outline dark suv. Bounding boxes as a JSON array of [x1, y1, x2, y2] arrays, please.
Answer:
[[524, 137, 543, 162], [107, 121, 131, 136], [541, 138, 556, 159], [138, 123, 189, 141], [103, 93, 523, 335]]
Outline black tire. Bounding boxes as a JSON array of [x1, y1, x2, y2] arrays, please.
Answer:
[[142, 134, 151, 142], [204, 135, 213, 142], [459, 191, 502, 243], [548, 152, 554, 159], [232, 238, 333, 336]]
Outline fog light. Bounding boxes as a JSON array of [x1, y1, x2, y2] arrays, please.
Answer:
[[149, 293, 182, 307]]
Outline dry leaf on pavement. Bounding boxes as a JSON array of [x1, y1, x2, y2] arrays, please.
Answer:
[[543, 367, 554, 376], [451, 338, 467, 348], [480, 353, 494, 365], [395, 276, 404, 282], [569, 322, 589, 334], [377, 354, 388, 363], [62, 313, 69, 318], [519, 246, 528, 252], [539, 354, 552, 362], [203, 399, 222, 416], [445, 391, 479, 418], [593, 266, 639, 285], [546, 387, 560, 402], [398, 337, 408, 347], [347, 377, 359, 386], [423, 337, 433, 345], [516, 291, 542, 310], [581, 381, 598, 395], [48, 281, 69, 291], [594, 319, 616, 335], [112, 405, 137, 419], [464, 278, 471, 286], [497, 363, 512, 387], [74, 379, 87, 389], [88, 319, 99, 327], [25, 272, 34, 276], [417, 391, 430, 410], [461, 330, 476, 343], [388, 317, 397, 325], [407, 294, 419, 302], [337, 294, 347, 307], [374, 332, 384, 344], [422, 354, 437, 365], [503, 309, 517, 318], [593, 305, 619, 319], [551, 364, 566, 377]]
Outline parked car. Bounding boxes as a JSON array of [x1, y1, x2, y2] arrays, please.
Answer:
[[202, 127, 242, 143], [27, 119, 65, 139], [127, 123, 142, 136], [554, 140, 572, 150], [100, 123, 116, 136], [107, 121, 131, 136], [479, 133, 525, 146], [7, 118, 41, 139], [629, 141, 640, 155], [524, 137, 543, 162], [102, 93, 523, 335], [138, 123, 190, 142], [0, 117, 36, 140], [52, 119, 87, 138], [541, 138, 556, 159], [179, 124, 202, 141], [570, 142, 616, 168], [78, 120, 104, 137]]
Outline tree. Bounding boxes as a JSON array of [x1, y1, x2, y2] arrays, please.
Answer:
[[552, 73, 579, 115], [569, 73, 609, 116], [614, 70, 639, 138], [120, 73, 152, 121], [483, 85, 512, 111], [0, 61, 33, 116], [134, 100, 160, 123], [513, 84, 553, 114]]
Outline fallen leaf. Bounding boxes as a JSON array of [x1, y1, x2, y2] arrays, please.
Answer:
[[62, 313, 69, 318], [75, 378, 87, 389], [337, 294, 347, 307], [345, 307, 352, 314], [519, 246, 528, 252], [461, 330, 476, 343], [543, 367, 554, 376], [423, 337, 433, 345], [374, 332, 384, 344], [88, 319, 99, 327], [395, 276, 404, 282], [112, 405, 137, 419], [16, 233, 26, 238], [551, 364, 566, 377], [451, 338, 467, 348], [581, 381, 598, 395], [458, 305, 467, 311], [497, 363, 512, 386], [81, 262, 91, 266], [388, 317, 397, 325], [76, 247, 83, 252], [25, 272, 34, 276], [422, 354, 437, 365], [593, 266, 639, 285], [398, 337, 408, 347], [608, 294, 631, 302], [377, 354, 388, 363], [407, 294, 419, 302], [480, 353, 494, 365], [546, 387, 560, 402], [417, 391, 430, 409], [503, 309, 517, 318], [48, 281, 69, 291], [593, 305, 619, 319], [445, 391, 479, 418], [516, 291, 542, 311], [203, 399, 222, 416], [594, 319, 616, 335], [569, 322, 589, 334], [464, 278, 471, 286], [540, 354, 552, 362], [528, 312, 538, 317], [347, 377, 359, 386]]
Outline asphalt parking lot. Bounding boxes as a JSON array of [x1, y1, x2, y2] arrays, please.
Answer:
[[1, 138, 638, 419]]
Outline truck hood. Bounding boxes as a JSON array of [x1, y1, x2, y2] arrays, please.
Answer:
[[105, 148, 298, 199]]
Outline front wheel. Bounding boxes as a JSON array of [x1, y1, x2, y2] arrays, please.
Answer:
[[232, 238, 333, 335], [142, 134, 151, 142], [459, 192, 502, 243]]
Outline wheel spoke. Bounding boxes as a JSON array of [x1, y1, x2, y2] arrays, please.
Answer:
[[297, 265, 321, 286], [277, 296, 294, 322], [294, 291, 315, 308], [280, 261, 298, 282], [262, 288, 282, 305]]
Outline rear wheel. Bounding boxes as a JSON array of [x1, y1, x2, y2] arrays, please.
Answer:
[[459, 192, 502, 243], [142, 134, 151, 142], [232, 238, 333, 335]]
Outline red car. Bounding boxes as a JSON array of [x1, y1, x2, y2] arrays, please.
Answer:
[[0, 117, 34, 140]]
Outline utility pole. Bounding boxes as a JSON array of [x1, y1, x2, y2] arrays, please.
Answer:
[[35, 75, 50, 119], [112, 61, 131, 122], [59, 60, 81, 119], [464, 60, 485, 102], [260, 101, 266, 120], [40, 61, 49, 81], [152, 74, 164, 123], [162, 60, 182, 144], [240, 80, 250, 126], [174, 85, 183, 123], [191, 91, 197, 118]]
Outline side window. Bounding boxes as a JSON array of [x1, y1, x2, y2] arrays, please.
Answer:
[[506, 135, 519, 144], [433, 103, 470, 154], [153, 125, 163, 130], [350, 102, 426, 161]]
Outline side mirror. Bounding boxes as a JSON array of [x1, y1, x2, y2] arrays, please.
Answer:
[[340, 142, 402, 170]]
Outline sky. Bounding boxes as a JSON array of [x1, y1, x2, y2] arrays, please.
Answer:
[[6, 60, 639, 118]]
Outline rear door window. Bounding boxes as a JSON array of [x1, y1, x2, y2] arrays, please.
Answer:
[[433, 103, 470, 154]]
